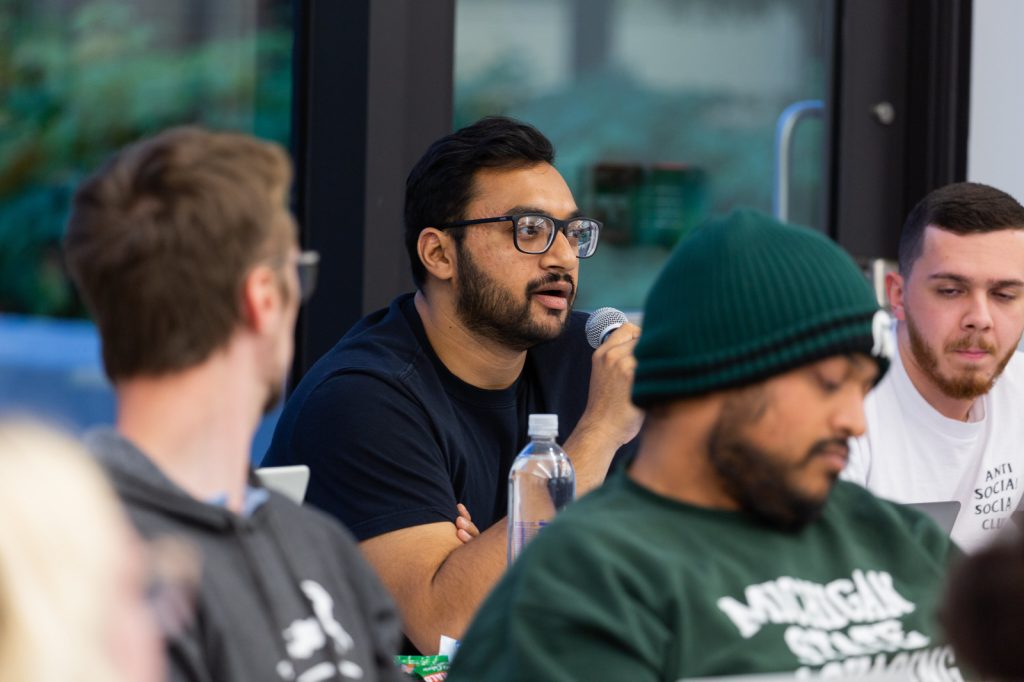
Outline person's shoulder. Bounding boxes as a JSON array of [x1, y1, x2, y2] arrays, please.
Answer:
[[511, 506, 617, 578], [563, 472, 641, 516], [281, 294, 436, 419], [832, 478, 883, 502], [504, 477, 688, 619], [254, 495, 403, 639], [306, 294, 424, 381], [832, 478, 904, 512], [524, 476, 652, 557], [262, 492, 363, 552], [549, 481, 623, 526]]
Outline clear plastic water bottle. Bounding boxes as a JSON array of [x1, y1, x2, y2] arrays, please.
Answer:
[[507, 414, 576, 564]]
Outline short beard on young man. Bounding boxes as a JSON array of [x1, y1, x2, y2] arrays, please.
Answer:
[[905, 313, 1014, 401], [454, 241, 574, 352], [706, 388, 841, 532]]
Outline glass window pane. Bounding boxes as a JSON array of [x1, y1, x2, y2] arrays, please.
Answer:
[[0, 0, 292, 461], [454, 0, 831, 312]]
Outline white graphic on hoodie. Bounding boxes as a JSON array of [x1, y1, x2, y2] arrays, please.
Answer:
[[278, 580, 365, 681], [717, 570, 963, 680]]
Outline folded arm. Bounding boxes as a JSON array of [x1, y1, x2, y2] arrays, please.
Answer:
[[360, 518, 507, 654]]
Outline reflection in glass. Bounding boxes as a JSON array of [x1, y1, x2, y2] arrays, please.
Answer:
[[454, 0, 831, 311], [0, 0, 292, 460]]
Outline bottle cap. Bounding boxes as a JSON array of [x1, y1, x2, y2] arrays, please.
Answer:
[[528, 413, 559, 438]]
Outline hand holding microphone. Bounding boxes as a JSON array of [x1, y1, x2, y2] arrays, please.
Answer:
[[579, 307, 644, 447]]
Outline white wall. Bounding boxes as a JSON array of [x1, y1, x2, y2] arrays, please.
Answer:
[[968, 0, 1024, 202]]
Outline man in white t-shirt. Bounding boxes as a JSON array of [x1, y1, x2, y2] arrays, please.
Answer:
[[844, 181, 1024, 551]]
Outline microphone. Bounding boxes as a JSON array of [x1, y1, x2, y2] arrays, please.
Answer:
[[586, 307, 629, 349]]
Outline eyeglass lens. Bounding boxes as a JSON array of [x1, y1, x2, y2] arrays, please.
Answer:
[[514, 216, 598, 257]]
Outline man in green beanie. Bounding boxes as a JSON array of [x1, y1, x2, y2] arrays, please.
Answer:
[[447, 210, 963, 681]]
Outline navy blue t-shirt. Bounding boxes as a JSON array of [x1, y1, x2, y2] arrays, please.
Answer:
[[264, 293, 632, 541]]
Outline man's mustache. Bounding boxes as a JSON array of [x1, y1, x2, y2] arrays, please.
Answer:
[[805, 438, 850, 463], [526, 273, 576, 299], [946, 336, 997, 354]]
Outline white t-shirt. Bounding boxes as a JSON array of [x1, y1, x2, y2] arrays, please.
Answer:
[[844, 338, 1024, 552]]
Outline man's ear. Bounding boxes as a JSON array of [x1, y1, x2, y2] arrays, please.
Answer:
[[241, 264, 280, 333], [886, 271, 906, 321], [418, 227, 457, 283]]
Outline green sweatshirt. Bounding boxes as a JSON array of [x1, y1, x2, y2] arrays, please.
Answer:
[[449, 474, 963, 682]]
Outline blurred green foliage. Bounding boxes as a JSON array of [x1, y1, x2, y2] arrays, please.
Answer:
[[0, 0, 292, 316]]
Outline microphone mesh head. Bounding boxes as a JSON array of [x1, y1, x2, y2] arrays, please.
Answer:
[[585, 307, 629, 349]]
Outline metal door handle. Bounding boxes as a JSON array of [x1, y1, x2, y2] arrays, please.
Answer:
[[773, 100, 824, 223]]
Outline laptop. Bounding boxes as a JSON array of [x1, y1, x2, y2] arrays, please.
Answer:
[[255, 465, 311, 504], [905, 500, 961, 535]]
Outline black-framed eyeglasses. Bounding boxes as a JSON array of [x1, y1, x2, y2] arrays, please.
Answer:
[[438, 213, 601, 258], [295, 250, 320, 303]]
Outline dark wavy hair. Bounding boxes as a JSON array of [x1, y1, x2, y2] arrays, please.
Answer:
[[403, 116, 554, 288]]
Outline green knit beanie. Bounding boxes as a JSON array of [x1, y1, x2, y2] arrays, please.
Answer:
[[632, 209, 889, 407]]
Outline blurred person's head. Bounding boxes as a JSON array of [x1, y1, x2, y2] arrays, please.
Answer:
[[631, 210, 887, 530], [406, 116, 598, 350], [941, 536, 1024, 680], [890, 182, 1024, 406], [0, 421, 164, 682], [64, 127, 308, 411]]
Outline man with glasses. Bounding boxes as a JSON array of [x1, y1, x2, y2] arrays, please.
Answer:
[[64, 127, 404, 681], [265, 116, 642, 653]]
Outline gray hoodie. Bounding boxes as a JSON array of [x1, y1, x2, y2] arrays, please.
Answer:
[[88, 429, 405, 682]]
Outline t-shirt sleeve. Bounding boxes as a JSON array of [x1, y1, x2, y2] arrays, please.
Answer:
[[289, 371, 458, 541], [449, 526, 667, 682]]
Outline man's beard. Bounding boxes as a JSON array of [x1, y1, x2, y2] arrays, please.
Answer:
[[706, 389, 842, 532], [455, 242, 574, 352], [905, 313, 1014, 401]]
